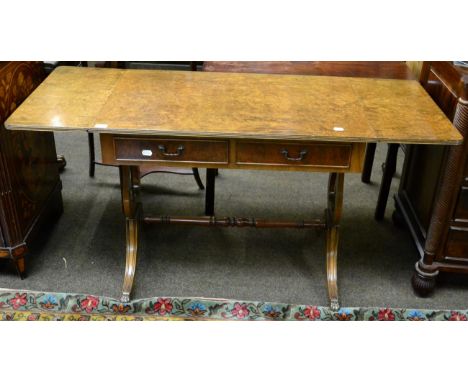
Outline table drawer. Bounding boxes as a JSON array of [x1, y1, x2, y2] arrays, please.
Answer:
[[113, 137, 229, 164], [235, 141, 353, 169]]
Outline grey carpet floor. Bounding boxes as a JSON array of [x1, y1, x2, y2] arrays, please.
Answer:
[[1, 132, 467, 309]]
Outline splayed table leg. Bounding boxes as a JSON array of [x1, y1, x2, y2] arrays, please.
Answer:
[[326, 172, 344, 311]]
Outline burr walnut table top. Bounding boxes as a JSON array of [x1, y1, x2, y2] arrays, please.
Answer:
[[5, 66, 462, 145]]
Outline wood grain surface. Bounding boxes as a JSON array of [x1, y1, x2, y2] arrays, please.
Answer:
[[5, 66, 462, 145], [203, 61, 416, 79]]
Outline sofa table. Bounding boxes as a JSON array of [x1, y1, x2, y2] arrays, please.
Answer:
[[5, 66, 461, 309]]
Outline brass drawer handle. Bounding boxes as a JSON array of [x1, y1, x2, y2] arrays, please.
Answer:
[[280, 148, 308, 161], [158, 144, 185, 157]]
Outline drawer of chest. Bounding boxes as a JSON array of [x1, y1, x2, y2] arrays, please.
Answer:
[[111, 137, 229, 164], [454, 186, 468, 222], [235, 141, 353, 169], [442, 226, 468, 263]]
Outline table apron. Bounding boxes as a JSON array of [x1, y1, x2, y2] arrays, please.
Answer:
[[100, 134, 366, 173]]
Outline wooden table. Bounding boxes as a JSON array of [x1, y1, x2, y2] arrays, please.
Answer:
[[5, 66, 461, 309]]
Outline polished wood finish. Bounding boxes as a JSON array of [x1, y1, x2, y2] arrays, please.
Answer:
[[87, 62, 206, 197], [112, 136, 229, 164], [203, 61, 421, 221], [326, 172, 344, 311], [236, 141, 353, 169], [235, 140, 365, 172], [119, 165, 141, 303], [6, 67, 461, 145], [203, 61, 415, 79], [102, 134, 366, 174], [204, 62, 419, 221], [144, 215, 326, 229], [394, 62, 468, 295], [6, 67, 123, 129], [105, 131, 362, 307], [0, 61, 63, 276], [5, 66, 461, 308]]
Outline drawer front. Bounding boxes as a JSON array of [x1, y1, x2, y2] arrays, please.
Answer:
[[113, 137, 229, 164], [454, 187, 468, 222], [442, 226, 468, 263], [463, 160, 468, 186], [235, 141, 352, 169]]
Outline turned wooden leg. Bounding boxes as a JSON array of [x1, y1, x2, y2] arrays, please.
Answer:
[[414, 102, 468, 298], [375, 143, 399, 220], [411, 262, 438, 297], [205, 168, 216, 216], [119, 165, 141, 302], [361, 143, 376, 183], [192, 168, 205, 190], [326, 172, 344, 311]]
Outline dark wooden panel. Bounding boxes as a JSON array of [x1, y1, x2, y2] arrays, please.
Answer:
[[124, 61, 203, 71], [454, 187, 468, 222], [203, 61, 415, 80], [236, 141, 352, 169], [425, 71, 458, 121], [463, 154, 468, 181], [0, 61, 63, 275], [396, 61, 468, 295], [444, 226, 468, 262], [427, 61, 468, 100], [403, 145, 446, 231], [114, 137, 229, 164], [0, 62, 60, 238]]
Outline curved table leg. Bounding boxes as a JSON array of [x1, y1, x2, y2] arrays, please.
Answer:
[[121, 217, 139, 302], [119, 165, 141, 302], [326, 172, 344, 311]]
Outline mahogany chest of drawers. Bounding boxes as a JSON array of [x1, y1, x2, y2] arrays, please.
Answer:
[[395, 61, 468, 294], [0, 61, 63, 276]]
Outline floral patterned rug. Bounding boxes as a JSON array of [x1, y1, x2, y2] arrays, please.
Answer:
[[0, 289, 466, 321]]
